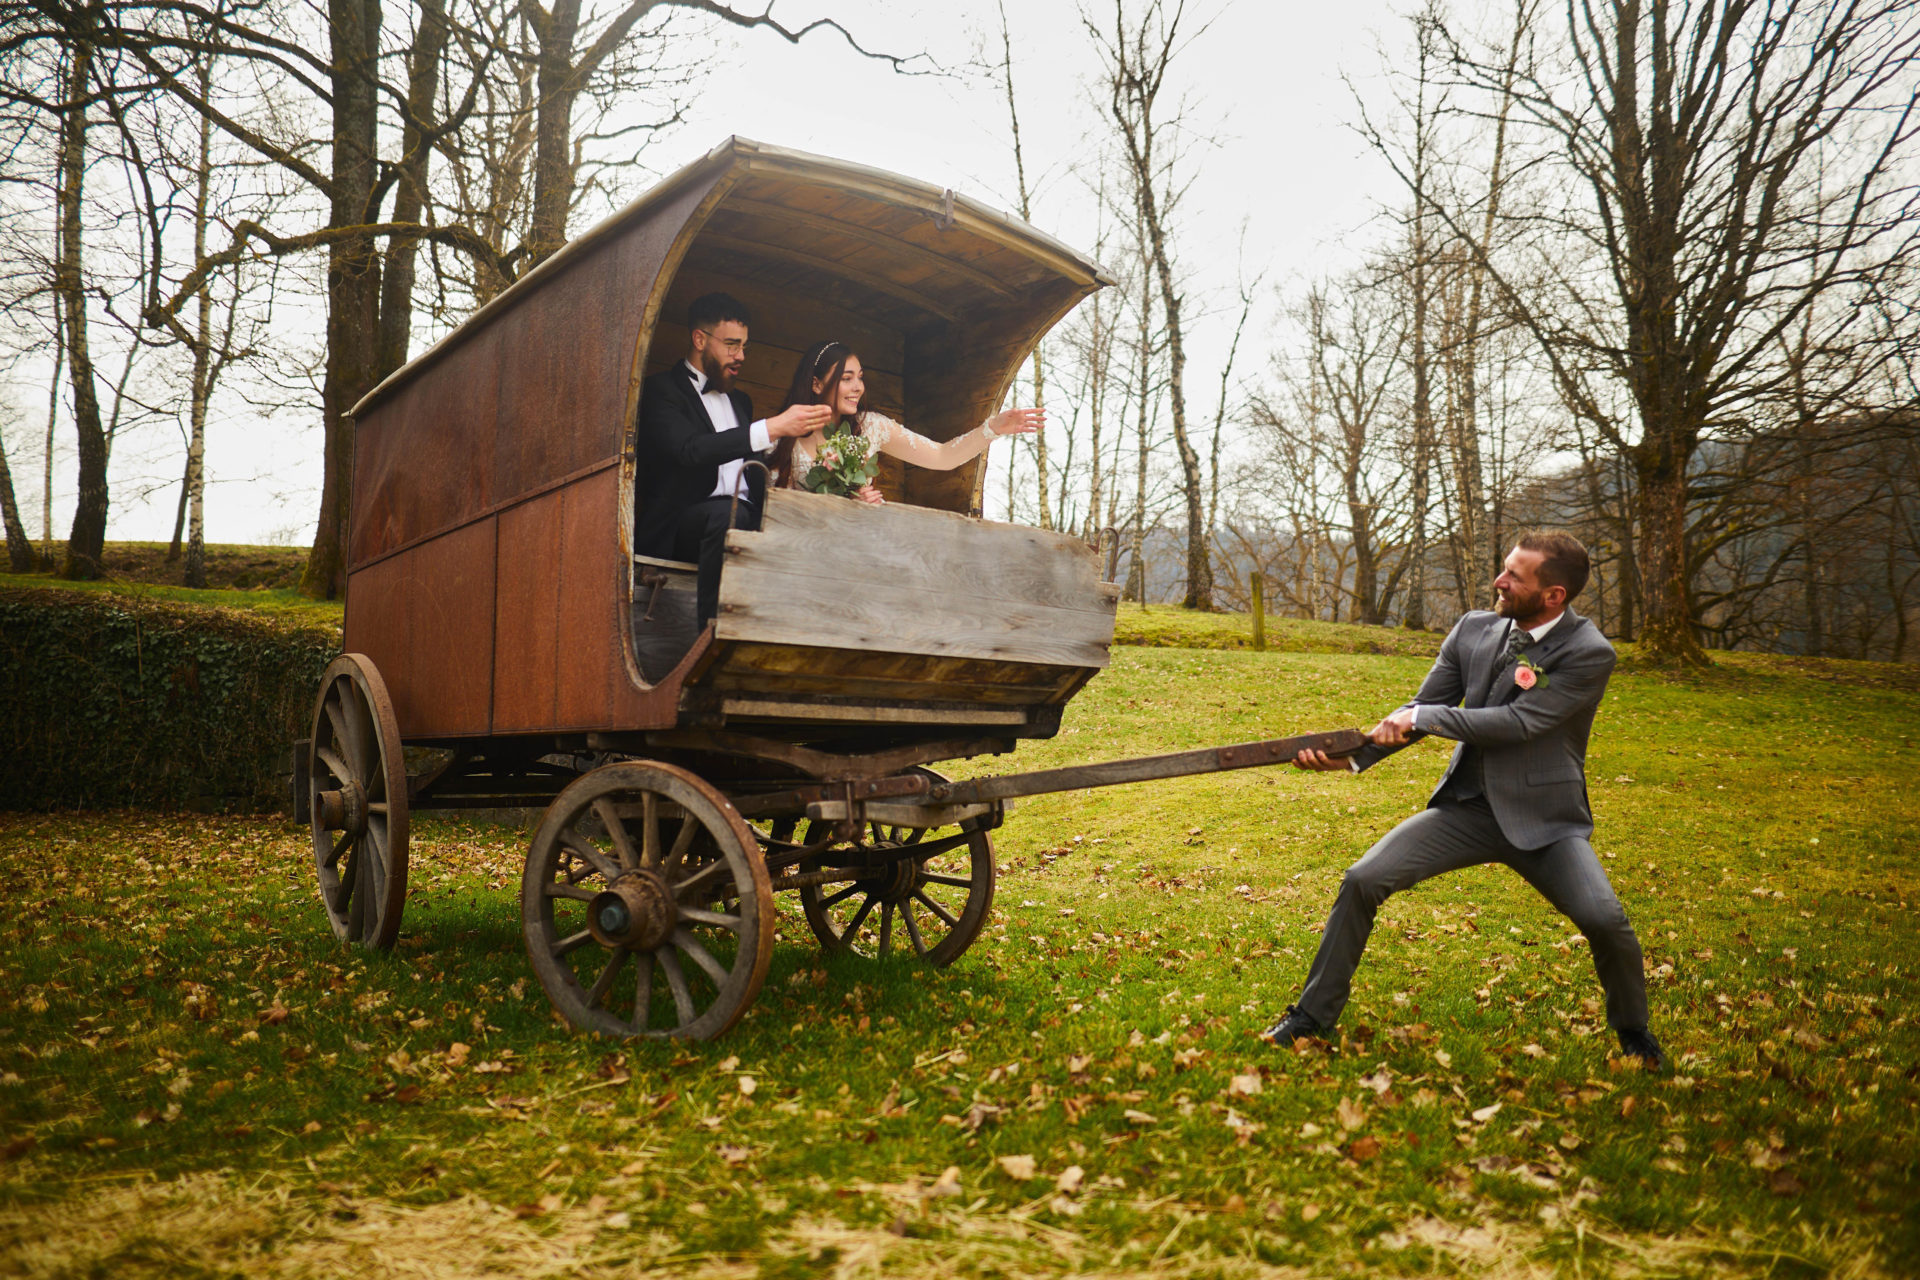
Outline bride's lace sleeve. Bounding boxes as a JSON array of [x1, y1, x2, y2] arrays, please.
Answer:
[[863, 412, 1000, 471]]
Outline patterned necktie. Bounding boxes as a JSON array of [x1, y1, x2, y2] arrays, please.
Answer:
[[1504, 624, 1532, 664]]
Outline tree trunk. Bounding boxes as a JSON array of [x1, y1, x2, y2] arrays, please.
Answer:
[[0, 427, 33, 573], [302, 0, 384, 600], [375, 0, 446, 379], [526, 0, 584, 268], [1630, 448, 1700, 662], [56, 27, 107, 582]]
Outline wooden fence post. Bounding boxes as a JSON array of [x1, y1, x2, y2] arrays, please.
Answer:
[[1251, 571, 1266, 651]]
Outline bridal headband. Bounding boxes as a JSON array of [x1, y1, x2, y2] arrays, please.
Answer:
[[813, 341, 847, 374]]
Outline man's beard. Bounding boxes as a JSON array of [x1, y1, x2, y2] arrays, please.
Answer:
[[1494, 587, 1544, 620], [700, 350, 737, 392]]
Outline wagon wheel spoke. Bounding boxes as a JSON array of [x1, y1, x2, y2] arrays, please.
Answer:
[[316, 745, 354, 787], [841, 893, 878, 940], [671, 858, 726, 900], [559, 830, 619, 883], [922, 872, 973, 890], [631, 951, 655, 1033], [322, 831, 351, 871], [877, 901, 894, 958], [543, 882, 596, 903], [820, 883, 864, 910], [913, 889, 959, 930], [660, 818, 697, 880], [552, 928, 595, 959], [901, 901, 930, 957], [324, 700, 357, 771], [673, 929, 730, 985], [659, 949, 697, 1027], [346, 852, 366, 940], [594, 798, 641, 871], [641, 793, 661, 868], [343, 682, 378, 784], [585, 947, 629, 1010], [677, 907, 741, 931]]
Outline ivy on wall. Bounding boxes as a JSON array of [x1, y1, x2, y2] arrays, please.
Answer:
[[0, 589, 340, 811]]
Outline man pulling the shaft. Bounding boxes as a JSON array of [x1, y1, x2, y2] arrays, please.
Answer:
[[1265, 530, 1664, 1070]]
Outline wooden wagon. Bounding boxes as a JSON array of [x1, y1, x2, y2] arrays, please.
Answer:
[[299, 137, 1360, 1040]]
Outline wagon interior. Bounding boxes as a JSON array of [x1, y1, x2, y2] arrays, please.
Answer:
[[625, 157, 1119, 757]]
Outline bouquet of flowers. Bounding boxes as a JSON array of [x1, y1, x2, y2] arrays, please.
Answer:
[[801, 427, 879, 497]]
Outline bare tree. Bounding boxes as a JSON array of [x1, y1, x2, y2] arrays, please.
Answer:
[[1441, 0, 1920, 662], [1252, 272, 1411, 625], [1086, 0, 1214, 608]]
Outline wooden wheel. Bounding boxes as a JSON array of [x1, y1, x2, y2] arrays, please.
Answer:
[[522, 762, 775, 1040], [308, 654, 409, 950], [800, 769, 995, 966]]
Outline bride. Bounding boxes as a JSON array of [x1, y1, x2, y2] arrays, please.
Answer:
[[770, 340, 1043, 503]]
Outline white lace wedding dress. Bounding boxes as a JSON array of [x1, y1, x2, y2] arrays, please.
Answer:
[[788, 412, 1006, 482]]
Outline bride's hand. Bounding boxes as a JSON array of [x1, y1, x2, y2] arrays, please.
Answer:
[[853, 484, 885, 505], [989, 407, 1046, 436]]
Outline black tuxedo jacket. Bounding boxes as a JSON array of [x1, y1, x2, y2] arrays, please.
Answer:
[[633, 362, 766, 558]]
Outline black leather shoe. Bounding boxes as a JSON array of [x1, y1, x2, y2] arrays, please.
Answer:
[[1617, 1027, 1666, 1070], [1260, 1005, 1323, 1047]]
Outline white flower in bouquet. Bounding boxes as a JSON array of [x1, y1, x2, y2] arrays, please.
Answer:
[[802, 428, 879, 497]]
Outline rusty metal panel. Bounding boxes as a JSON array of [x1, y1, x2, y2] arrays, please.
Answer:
[[492, 178, 717, 502], [350, 327, 502, 567], [343, 520, 497, 738], [493, 471, 657, 733]]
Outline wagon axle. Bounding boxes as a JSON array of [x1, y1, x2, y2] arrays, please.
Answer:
[[588, 870, 677, 951], [314, 780, 368, 837]]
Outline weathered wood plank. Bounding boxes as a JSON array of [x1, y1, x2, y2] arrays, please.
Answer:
[[720, 697, 1029, 726], [715, 561, 1113, 667], [711, 640, 1078, 688], [726, 489, 1114, 618]]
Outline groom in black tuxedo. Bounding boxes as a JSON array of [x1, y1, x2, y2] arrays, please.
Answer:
[[634, 292, 829, 626], [1265, 530, 1665, 1070]]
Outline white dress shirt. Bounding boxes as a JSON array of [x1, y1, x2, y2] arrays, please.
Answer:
[[684, 360, 772, 501]]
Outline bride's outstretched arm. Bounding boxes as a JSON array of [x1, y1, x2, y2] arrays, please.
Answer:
[[868, 408, 1046, 471]]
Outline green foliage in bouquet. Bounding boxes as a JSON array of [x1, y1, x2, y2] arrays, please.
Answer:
[[801, 427, 879, 497]]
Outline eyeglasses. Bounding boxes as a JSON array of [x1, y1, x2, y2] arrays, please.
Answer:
[[695, 330, 747, 356]]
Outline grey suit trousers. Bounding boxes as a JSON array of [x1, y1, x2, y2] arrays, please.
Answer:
[[1295, 797, 1648, 1031]]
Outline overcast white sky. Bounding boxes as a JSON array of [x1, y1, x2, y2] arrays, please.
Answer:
[[60, 0, 1421, 545]]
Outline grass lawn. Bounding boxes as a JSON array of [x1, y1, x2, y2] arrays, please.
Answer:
[[2, 645, 1917, 1276]]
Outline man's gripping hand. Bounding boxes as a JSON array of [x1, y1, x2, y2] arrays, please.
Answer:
[[1291, 747, 1352, 772], [767, 404, 834, 439], [1369, 708, 1418, 747]]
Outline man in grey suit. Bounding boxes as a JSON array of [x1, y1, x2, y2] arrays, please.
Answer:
[[1263, 530, 1664, 1069]]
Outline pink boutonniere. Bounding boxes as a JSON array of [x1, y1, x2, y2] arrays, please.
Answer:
[[1514, 655, 1549, 690]]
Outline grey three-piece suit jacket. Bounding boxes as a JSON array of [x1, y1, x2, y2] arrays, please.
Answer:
[[1348, 607, 1617, 850]]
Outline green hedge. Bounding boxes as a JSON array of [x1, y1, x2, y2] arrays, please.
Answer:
[[0, 587, 340, 810]]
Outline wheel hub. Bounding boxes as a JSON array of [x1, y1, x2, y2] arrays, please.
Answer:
[[862, 844, 919, 904], [588, 870, 677, 951], [316, 779, 368, 835]]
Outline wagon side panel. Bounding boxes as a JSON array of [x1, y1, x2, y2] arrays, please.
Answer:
[[348, 327, 503, 568], [343, 519, 497, 738], [493, 470, 658, 733]]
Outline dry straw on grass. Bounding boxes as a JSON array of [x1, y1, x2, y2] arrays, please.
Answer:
[[0, 1174, 1898, 1279]]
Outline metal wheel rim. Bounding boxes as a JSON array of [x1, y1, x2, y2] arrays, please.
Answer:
[[522, 762, 774, 1041], [799, 768, 995, 967], [308, 654, 410, 950]]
